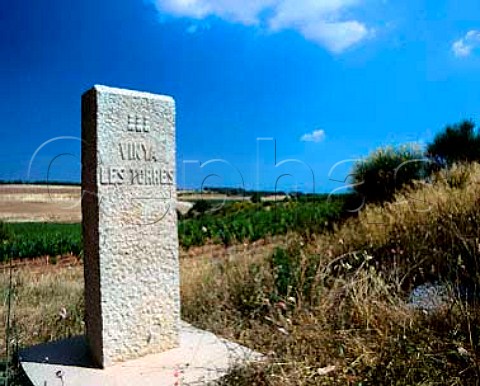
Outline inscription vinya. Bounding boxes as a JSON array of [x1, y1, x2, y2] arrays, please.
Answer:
[[119, 141, 157, 162]]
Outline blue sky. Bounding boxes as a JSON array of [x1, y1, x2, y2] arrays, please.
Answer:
[[1, 0, 480, 192]]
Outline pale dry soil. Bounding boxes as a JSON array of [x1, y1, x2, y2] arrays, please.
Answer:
[[0, 185, 81, 222]]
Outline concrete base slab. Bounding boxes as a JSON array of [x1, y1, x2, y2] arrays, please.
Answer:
[[19, 322, 263, 386]]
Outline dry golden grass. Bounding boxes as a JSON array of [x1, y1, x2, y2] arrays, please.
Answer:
[[0, 263, 84, 357], [304, 163, 480, 290], [182, 163, 480, 384], [182, 242, 480, 384]]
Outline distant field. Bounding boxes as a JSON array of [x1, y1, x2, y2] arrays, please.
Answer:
[[178, 193, 251, 201], [0, 185, 214, 222], [0, 184, 81, 223]]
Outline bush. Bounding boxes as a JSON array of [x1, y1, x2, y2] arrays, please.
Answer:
[[352, 143, 428, 204], [427, 120, 480, 166], [187, 200, 213, 217], [270, 245, 321, 304], [250, 192, 262, 204], [270, 246, 301, 300]]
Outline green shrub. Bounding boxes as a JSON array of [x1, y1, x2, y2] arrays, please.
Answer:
[[270, 245, 322, 305], [271, 247, 300, 299], [352, 143, 428, 204], [250, 192, 262, 204], [187, 200, 213, 217], [427, 120, 480, 166]]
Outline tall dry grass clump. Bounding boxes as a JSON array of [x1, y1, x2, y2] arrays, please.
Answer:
[[317, 162, 480, 291], [0, 265, 84, 358]]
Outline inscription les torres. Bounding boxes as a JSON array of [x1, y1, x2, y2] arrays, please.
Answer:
[[100, 114, 173, 186]]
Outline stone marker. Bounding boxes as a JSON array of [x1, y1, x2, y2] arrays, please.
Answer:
[[20, 85, 262, 385], [81, 85, 179, 367]]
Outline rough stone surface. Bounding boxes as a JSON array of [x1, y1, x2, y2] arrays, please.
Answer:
[[20, 322, 264, 386], [81, 85, 179, 367]]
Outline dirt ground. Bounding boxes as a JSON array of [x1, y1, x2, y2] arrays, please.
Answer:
[[0, 185, 81, 222]]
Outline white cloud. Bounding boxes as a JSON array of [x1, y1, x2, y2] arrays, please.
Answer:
[[452, 30, 480, 58], [152, 0, 373, 53], [154, 0, 277, 25], [299, 20, 370, 54], [300, 129, 326, 143]]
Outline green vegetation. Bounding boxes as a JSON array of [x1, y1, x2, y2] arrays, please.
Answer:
[[196, 187, 285, 197], [344, 119, 480, 206], [427, 120, 480, 166], [250, 191, 262, 204], [179, 195, 352, 249], [0, 223, 11, 243], [352, 143, 428, 204], [0, 223, 82, 261]]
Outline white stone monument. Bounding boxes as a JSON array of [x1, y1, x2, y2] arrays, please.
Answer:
[[81, 85, 180, 367], [19, 85, 262, 385]]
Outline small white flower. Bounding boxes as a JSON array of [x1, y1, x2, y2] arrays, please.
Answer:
[[59, 307, 68, 320], [317, 365, 336, 375], [343, 262, 352, 270], [458, 346, 469, 357]]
